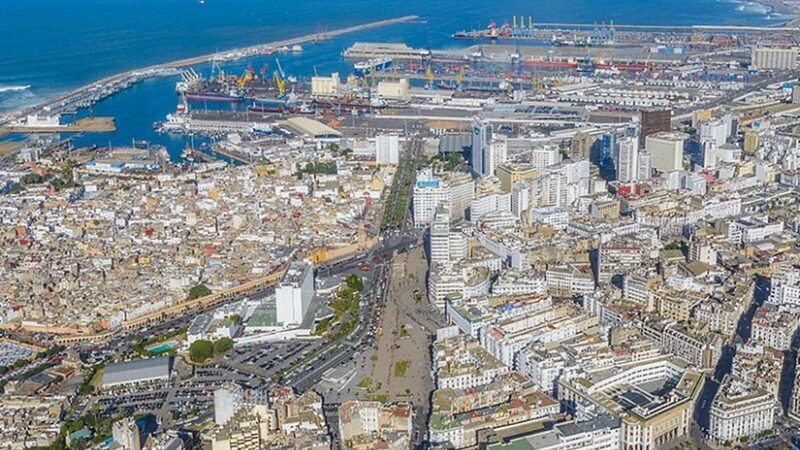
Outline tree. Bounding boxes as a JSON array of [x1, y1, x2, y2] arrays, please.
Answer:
[[189, 340, 214, 363], [345, 274, 363, 292], [187, 284, 212, 300], [213, 338, 233, 355]]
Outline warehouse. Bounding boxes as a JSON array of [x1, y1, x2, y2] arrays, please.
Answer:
[[281, 117, 342, 143], [102, 356, 172, 389]]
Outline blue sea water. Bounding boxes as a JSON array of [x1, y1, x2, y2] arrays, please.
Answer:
[[0, 0, 785, 157]]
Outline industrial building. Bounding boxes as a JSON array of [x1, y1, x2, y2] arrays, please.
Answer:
[[751, 47, 798, 70], [281, 117, 342, 143], [102, 356, 172, 389]]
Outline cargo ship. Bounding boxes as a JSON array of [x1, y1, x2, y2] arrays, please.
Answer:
[[313, 96, 387, 110], [184, 89, 244, 102], [247, 103, 313, 114], [353, 57, 393, 77]]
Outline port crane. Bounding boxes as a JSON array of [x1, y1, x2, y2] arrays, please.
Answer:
[[273, 58, 288, 95], [260, 64, 269, 83], [236, 64, 256, 88]]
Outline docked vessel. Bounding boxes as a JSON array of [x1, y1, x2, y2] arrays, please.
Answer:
[[353, 57, 393, 77], [184, 89, 244, 102], [312, 96, 386, 110]]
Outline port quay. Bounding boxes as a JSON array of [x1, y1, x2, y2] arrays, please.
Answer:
[[1, 15, 419, 124]]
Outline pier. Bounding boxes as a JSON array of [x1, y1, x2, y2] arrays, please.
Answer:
[[5, 15, 419, 123], [2, 117, 115, 134]]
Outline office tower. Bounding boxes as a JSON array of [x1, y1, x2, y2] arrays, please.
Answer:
[[471, 117, 492, 176], [743, 132, 759, 154], [646, 132, 686, 173], [531, 146, 560, 169], [375, 134, 400, 165], [413, 170, 475, 226], [615, 136, 639, 183], [215, 384, 244, 426], [702, 140, 717, 170], [638, 152, 653, 180], [276, 261, 314, 325], [429, 208, 452, 265], [570, 130, 593, 160], [639, 109, 672, 148]]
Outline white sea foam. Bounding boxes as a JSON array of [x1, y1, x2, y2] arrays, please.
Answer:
[[0, 85, 31, 93]]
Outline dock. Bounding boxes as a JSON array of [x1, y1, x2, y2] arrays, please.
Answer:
[[2, 117, 116, 134], [8, 16, 419, 122], [529, 22, 800, 32]]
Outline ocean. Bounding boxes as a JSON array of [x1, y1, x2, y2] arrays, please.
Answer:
[[0, 0, 787, 157]]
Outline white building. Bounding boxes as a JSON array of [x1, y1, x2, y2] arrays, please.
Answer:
[[375, 134, 400, 165], [470, 191, 512, 222], [276, 261, 314, 326], [472, 117, 493, 177], [699, 117, 733, 148], [413, 169, 475, 226], [702, 140, 717, 170], [646, 132, 686, 173], [751, 47, 798, 70], [214, 384, 244, 426], [532, 146, 561, 170], [709, 377, 776, 442], [112, 418, 141, 450], [615, 136, 639, 183], [638, 151, 653, 180], [487, 416, 621, 450], [530, 206, 569, 230], [769, 264, 800, 308], [430, 208, 453, 265]]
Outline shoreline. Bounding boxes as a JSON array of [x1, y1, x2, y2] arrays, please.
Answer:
[[1, 1, 797, 126], [0, 15, 419, 125], [746, 0, 800, 26]]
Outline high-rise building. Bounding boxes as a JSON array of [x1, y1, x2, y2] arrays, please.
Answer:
[[699, 118, 732, 147], [276, 261, 314, 326], [412, 169, 475, 226], [615, 136, 639, 183], [646, 132, 686, 173], [429, 208, 452, 265], [215, 384, 245, 426], [702, 140, 717, 170], [751, 47, 798, 70], [570, 130, 593, 160], [638, 151, 653, 180], [743, 132, 760, 154], [532, 146, 561, 169], [487, 138, 508, 176], [599, 132, 615, 167], [496, 163, 537, 192], [375, 134, 400, 165], [471, 117, 493, 176], [639, 109, 672, 148], [511, 181, 531, 219], [112, 418, 141, 450]]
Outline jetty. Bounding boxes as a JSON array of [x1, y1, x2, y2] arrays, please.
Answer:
[[4, 15, 419, 124], [2, 117, 115, 134]]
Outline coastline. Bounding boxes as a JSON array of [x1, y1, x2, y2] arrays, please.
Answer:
[[0, 15, 419, 125], [747, 0, 800, 26], [1, 0, 797, 127]]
